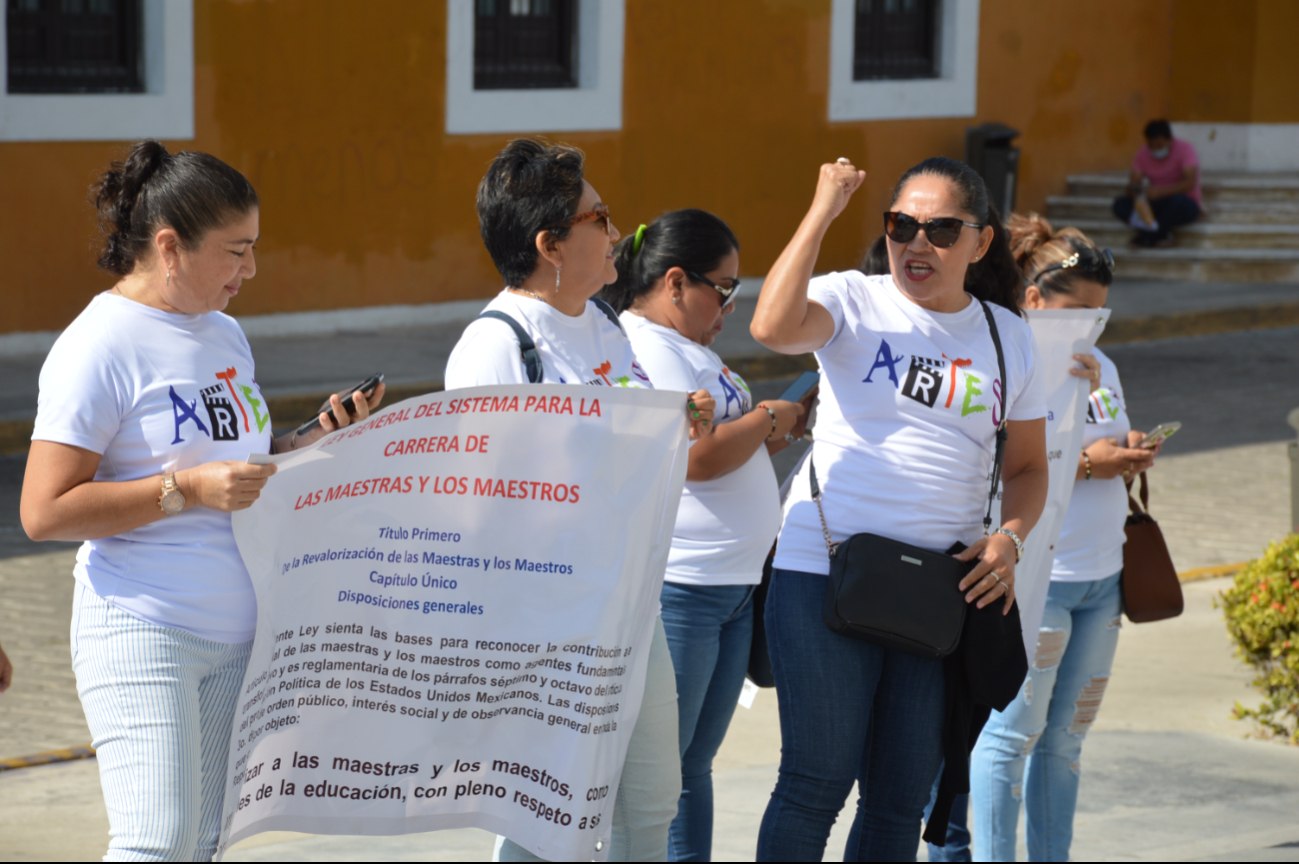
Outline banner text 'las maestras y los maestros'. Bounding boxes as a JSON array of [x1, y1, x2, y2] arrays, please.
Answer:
[[216, 386, 690, 861]]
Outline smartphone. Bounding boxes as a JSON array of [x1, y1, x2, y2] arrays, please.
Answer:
[[778, 371, 820, 404], [1139, 421, 1181, 449], [295, 373, 385, 436]]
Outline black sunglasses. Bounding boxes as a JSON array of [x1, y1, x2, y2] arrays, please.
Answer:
[[685, 270, 741, 304], [884, 211, 984, 249], [1030, 248, 1115, 284]]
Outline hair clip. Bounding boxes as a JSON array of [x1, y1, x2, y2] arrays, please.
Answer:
[[632, 224, 648, 257]]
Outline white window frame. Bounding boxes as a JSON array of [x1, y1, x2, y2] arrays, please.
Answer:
[[828, 0, 978, 122], [445, 0, 623, 135], [0, 0, 193, 142]]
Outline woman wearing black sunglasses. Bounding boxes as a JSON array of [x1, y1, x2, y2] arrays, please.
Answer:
[[600, 209, 812, 861], [749, 157, 1049, 860]]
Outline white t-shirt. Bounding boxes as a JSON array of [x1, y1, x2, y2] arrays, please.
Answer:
[[444, 291, 651, 389], [622, 313, 781, 586], [1051, 348, 1129, 582], [774, 272, 1048, 577], [33, 293, 272, 643]]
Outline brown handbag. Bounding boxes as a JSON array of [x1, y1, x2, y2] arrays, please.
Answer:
[[1121, 472, 1184, 622]]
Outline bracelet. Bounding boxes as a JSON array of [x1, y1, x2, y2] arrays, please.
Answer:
[[757, 403, 778, 439], [290, 430, 299, 451], [993, 527, 1025, 563], [1081, 448, 1091, 480]]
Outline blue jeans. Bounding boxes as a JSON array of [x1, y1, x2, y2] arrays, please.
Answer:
[[659, 582, 756, 862], [970, 573, 1123, 862], [757, 569, 947, 862]]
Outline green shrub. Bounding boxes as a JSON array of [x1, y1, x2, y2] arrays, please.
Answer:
[[1220, 533, 1299, 743]]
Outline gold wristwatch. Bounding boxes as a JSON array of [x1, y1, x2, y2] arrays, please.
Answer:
[[158, 473, 185, 516]]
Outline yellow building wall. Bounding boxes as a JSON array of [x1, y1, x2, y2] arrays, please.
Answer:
[[1168, 0, 1299, 124], [3, 0, 1175, 334]]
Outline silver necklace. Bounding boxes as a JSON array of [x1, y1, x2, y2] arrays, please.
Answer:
[[509, 287, 548, 304]]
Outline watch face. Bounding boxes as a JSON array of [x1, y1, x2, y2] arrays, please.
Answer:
[[160, 489, 185, 515]]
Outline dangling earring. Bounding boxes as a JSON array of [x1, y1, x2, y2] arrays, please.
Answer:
[[166, 268, 171, 286], [555, 266, 562, 294]]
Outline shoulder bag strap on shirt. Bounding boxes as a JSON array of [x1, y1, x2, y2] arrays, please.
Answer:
[[476, 311, 543, 384], [978, 299, 1009, 536], [808, 298, 1010, 551], [590, 297, 625, 334]]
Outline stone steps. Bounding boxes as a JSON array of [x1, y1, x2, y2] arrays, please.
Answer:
[[1046, 195, 1299, 226], [1064, 171, 1299, 203], [1043, 170, 1299, 282], [1065, 219, 1299, 250], [1107, 247, 1299, 282]]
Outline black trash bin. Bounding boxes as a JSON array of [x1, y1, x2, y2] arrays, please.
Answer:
[[965, 123, 1020, 217]]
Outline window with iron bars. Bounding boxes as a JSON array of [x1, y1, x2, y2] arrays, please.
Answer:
[[852, 0, 939, 81], [474, 0, 577, 90], [5, 0, 142, 94]]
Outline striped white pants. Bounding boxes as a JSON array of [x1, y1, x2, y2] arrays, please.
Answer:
[[71, 584, 251, 862]]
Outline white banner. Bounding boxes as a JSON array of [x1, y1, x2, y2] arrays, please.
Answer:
[[1008, 309, 1111, 659], [215, 385, 689, 862]]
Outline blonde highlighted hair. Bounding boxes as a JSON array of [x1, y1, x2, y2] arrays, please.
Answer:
[[1006, 212, 1111, 298]]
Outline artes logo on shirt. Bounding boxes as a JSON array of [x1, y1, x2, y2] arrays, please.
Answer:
[[169, 366, 270, 444], [717, 366, 752, 420], [864, 337, 999, 424], [1086, 387, 1121, 424], [901, 355, 945, 408]]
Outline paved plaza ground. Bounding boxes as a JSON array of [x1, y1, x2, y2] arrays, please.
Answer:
[[1, 282, 1298, 861]]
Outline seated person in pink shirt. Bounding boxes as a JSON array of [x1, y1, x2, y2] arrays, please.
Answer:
[[1111, 119, 1201, 247]]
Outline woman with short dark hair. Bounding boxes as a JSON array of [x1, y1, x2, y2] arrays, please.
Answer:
[[601, 209, 811, 861], [20, 140, 381, 860], [749, 157, 1049, 860], [445, 138, 715, 862]]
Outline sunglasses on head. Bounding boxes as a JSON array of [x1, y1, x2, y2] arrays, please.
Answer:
[[685, 270, 741, 304], [546, 203, 613, 238], [1030, 248, 1115, 284], [884, 211, 984, 249]]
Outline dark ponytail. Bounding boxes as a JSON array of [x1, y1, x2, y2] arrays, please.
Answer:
[[598, 209, 739, 313], [890, 157, 1022, 315], [92, 139, 259, 276]]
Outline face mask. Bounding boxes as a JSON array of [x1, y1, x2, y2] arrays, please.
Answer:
[[1150, 147, 1170, 159]]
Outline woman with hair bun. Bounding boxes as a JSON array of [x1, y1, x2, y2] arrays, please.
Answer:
[[967, 213, 1159, 863], [600, 209, 812, 861], [749, 157, 1050, 860], [20, 140, 383, 860]]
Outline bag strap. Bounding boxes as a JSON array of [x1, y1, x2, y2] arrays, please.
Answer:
[[476, 311, 543, 384], [978, 300, 1009, 536], [807, 298, 1010, 558], [590, 297, 626, 334], [1127, 470, 1150, 516]]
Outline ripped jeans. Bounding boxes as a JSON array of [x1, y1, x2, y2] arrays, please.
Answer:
[[969, 571, 1122, 862]]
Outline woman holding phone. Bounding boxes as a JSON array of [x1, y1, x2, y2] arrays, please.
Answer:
[[967, 213, 1160, 862], [749, 156, 1049, 860], [20, 140, 382, 860], [599, 209, 812, 861], [444, 139, 714, 863]]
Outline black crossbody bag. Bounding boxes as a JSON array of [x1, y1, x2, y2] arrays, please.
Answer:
[[815, 299, 1009, 660]]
